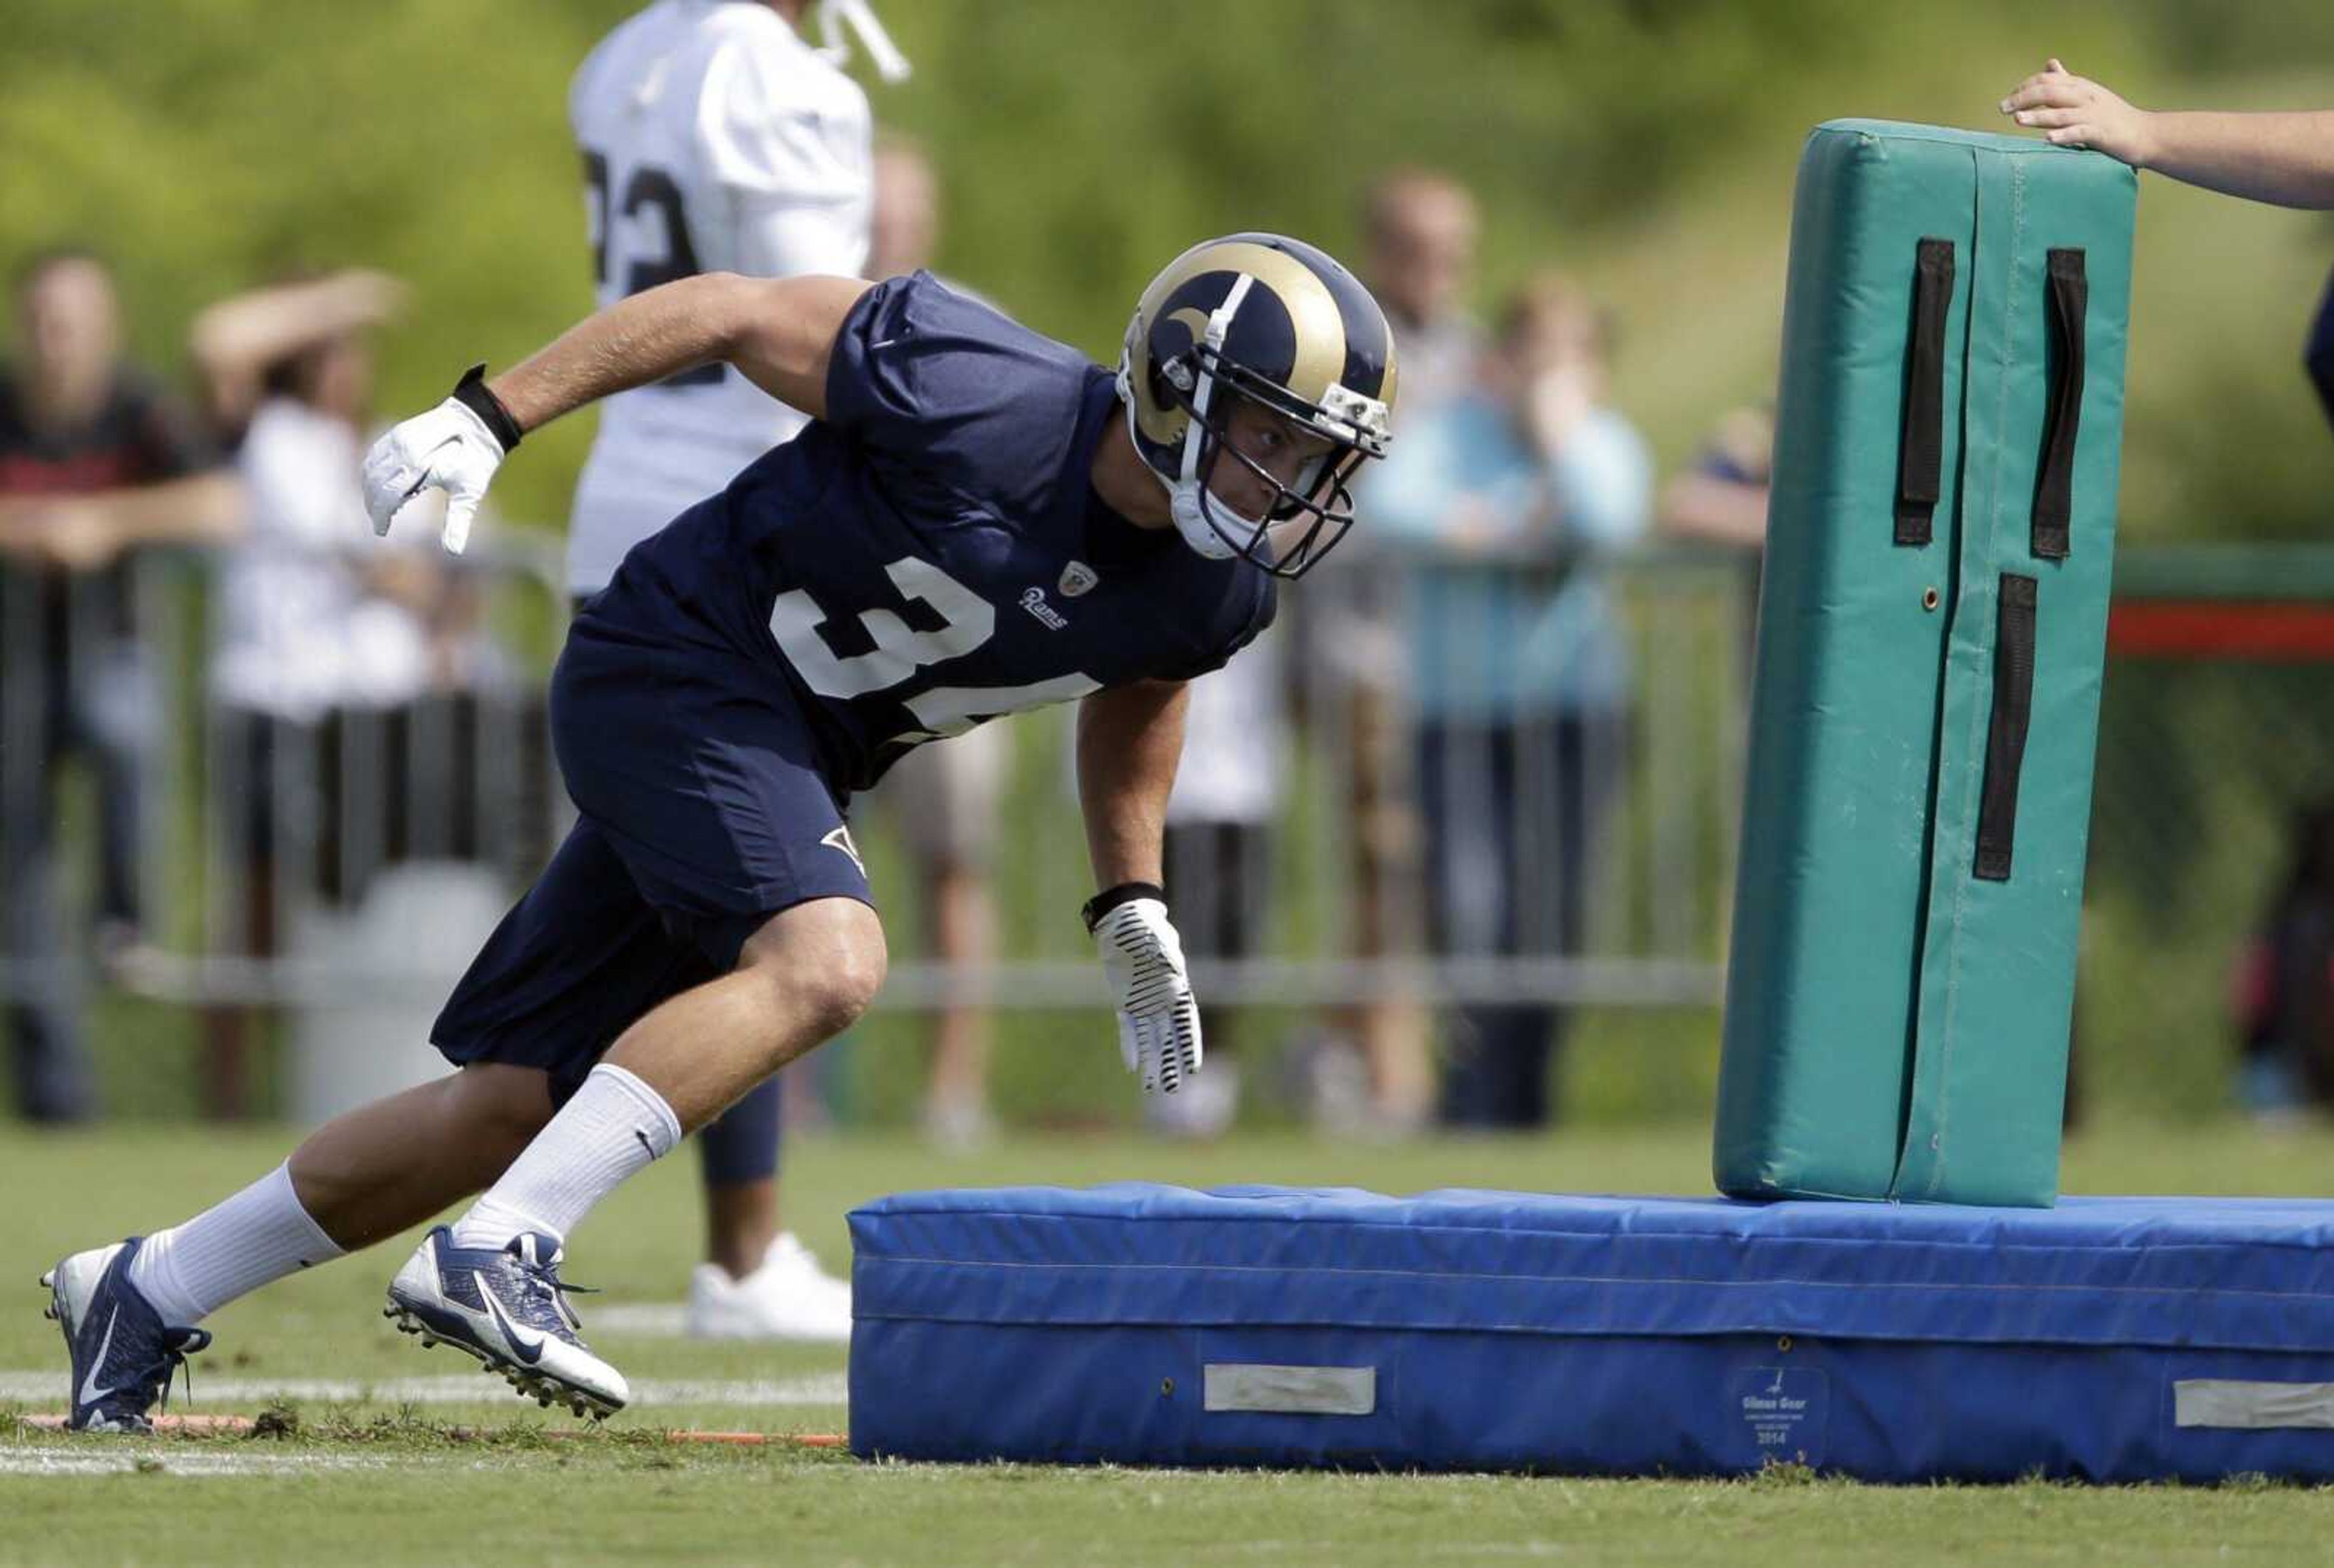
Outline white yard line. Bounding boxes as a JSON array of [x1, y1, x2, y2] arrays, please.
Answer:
[[0, 1449, 405, 1477], [0, 1370, 848, 1408], [584, 1302, 689, 1336]]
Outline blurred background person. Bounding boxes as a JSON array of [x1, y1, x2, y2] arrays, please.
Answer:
[[188, 270, 461, 1119], [0, 246, 239, 1123], [2232, 800, 2334, 1123], [1658, 403, 1772, 554], [1658, 401, 1773, 667], [1290, 169, 1484, 1134], [562, 0, 904, 1338], [1372, 273, 1652, 1131], [855, 132, 1010, 1149], [867, 134, 939, 282]]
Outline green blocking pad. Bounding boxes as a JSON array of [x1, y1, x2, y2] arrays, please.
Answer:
[[1715, 121, 2135, 1207]]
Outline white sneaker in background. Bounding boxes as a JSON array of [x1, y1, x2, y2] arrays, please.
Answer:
[[921, 1096, 1000, 1152], [1145, 1062, 1241, 1140], [684, 1232, 853, 1342]]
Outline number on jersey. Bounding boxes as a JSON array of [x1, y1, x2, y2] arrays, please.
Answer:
[[769, 559, 1101, 735], [582, 150, 722, 387]]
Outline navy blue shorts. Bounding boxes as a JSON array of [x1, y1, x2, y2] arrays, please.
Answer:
[[431, 605, 873, 1103]]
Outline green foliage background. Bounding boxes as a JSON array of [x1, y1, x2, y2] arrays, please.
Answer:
[[9, 1, 2334, 1125], [9, 1, 2334, 533]]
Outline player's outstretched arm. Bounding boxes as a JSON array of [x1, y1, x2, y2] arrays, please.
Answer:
[[486, 273, 871, 433], [1076, 680, 1207, 1096], [363, 273, 870, 551], [2002, 59, 2334, 210]]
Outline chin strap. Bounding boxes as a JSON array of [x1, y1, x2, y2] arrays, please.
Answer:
[[1160, 276, 1269, 561]]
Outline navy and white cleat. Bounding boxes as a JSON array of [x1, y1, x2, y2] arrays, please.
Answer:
[[41, 1239, 212, 1434], [384, 1226, 627, 1419]]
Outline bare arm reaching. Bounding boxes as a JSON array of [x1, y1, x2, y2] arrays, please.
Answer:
[[2002, 60, 2334, 210], [485, 272, 870, 434], [1075, 679, 1206, 1096], [362, 272, 870, 552], [1076, 678, 1188, 890]]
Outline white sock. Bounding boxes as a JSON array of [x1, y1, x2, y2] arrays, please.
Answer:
[[125, 1163, 345, 1326], [451, 1063, 681, 1252]]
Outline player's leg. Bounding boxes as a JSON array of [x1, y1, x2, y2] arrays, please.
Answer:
[[284, 1065, 556, 1245], [608, 896, 884, 1121], [387, 619, 881, 1409], [43, 815, 684, 1433], [388, 895, 883, 1411], [43, 1057, 559, 1426], [697, 1080, 783, 1281]]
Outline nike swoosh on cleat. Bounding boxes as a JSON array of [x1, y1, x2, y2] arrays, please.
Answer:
[[79, 1306, 121, 1406], [477, 1274, 546, 1364]]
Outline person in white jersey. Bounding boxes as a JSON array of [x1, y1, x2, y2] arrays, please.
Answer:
[[851, 136, 1012, 1148], [566, 0, 907, 1341]]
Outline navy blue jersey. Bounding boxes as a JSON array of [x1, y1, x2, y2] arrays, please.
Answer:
[[611, 273, 1276, 791]]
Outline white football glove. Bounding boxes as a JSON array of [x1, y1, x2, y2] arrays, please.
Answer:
[[1091, 894, 1203, 1095], [360, 368, 518, 555]]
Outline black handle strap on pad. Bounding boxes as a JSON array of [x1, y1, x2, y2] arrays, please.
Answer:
[[2031, 249, 2087, 560], [1975, 574, 2039, 882], [1895, 238, 1956, 548]]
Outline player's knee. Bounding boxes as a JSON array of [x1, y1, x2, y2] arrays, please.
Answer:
[[810, 960, 884, 1037], [793, 934, 887, 1037], [739, 900, 888, 1041]]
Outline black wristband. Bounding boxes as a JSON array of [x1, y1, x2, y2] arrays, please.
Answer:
[[1081, 881, 1166, 935], [452, 363, 525, 453]]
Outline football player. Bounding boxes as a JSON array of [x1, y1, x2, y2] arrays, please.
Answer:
[[566, 0, 907, 1346], [43, 233, 1396, 1429]]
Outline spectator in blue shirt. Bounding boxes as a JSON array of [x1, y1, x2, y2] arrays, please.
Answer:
[[1370, 274, 1651, 1128]]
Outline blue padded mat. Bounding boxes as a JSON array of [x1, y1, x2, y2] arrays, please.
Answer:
[[848, 1186, 2334, 1481]]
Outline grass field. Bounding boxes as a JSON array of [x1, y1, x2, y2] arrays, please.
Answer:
[[3, 1116, 2331, 1566]]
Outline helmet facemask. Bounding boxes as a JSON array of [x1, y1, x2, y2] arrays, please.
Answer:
[[1115, 232, 1397, 579], [1137, 277, 1382, 581], [1168, 372, 1368, 579]]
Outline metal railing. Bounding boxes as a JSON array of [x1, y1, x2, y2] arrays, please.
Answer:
[[1, 536, 570, 1007], [2, 539, 1758, 1023], [10, 534, 2312, 1116]]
